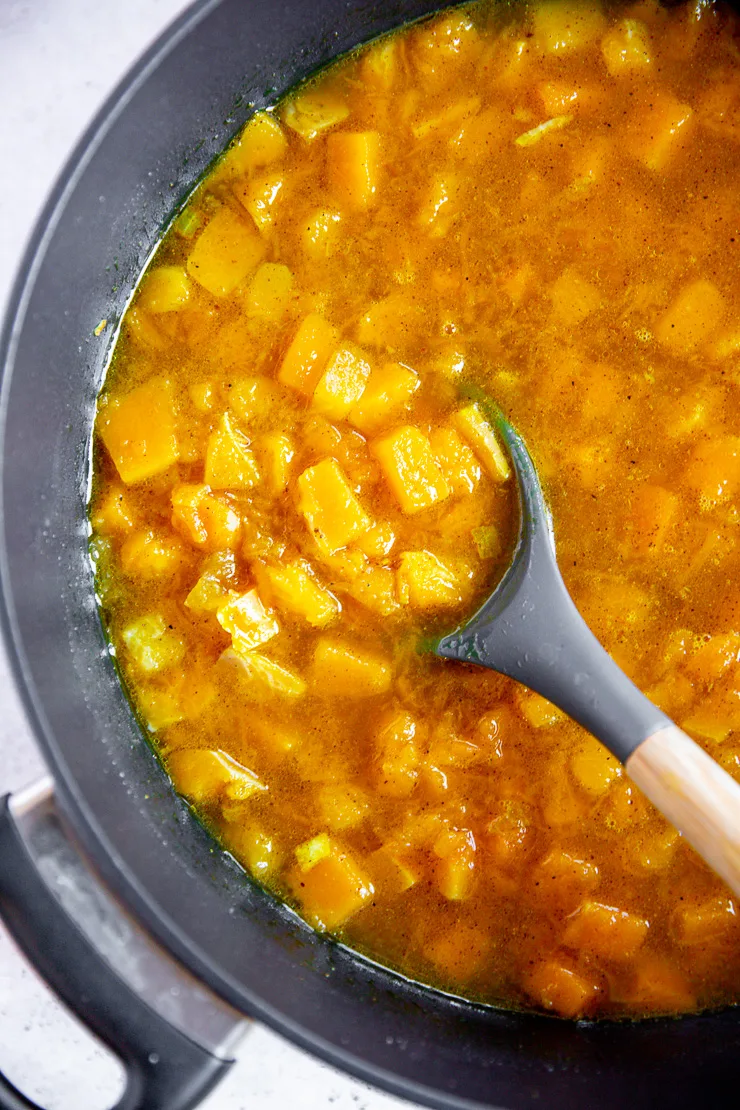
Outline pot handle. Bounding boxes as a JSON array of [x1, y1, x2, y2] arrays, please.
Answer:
[[0, 795, 233, 1110]]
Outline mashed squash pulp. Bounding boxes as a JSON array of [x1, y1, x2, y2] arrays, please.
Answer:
[[90, 0, 740, 1019]]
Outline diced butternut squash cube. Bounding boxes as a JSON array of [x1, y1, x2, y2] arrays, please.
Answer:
[[396, 550, 462, 608], [186, 207, 265, 296], [367, 844, 419, 894], [656, 279, 725, 352], [532, 1, 606, 54], [452, 405, 511, 482], [228, 377, 280, 424], [125, 306, 167, 351], [343, 564, 400, 616], [412, 11, 480, 75], [289, 839, 373, 930], [204, 413, 260, 490], [626, 92, 694, 172], [486, 799, 535, 869], [601, 18, 652, 74], [234, 172, 283, 232], [327, 131, 381, 210], [624, 485, 678, 556], [348, 361, 419, 433], [222, 648, 306, 699], [564, 900, 649, 960], [138, 684, 185, 731], [373, 709, 420, 797], [188, 380, 217, 414], [120, 530, 184, 578], [624, 957, 696, 1014], [570, 739, 622, 795], [684, 436, 740, 508], [167, 748, 265, 806], [98, 377, 179, 485], [283, 91, 350, 141], [244, 262, 293, 319], [673, 896, 738, 946], [229, 111, 288, 172], [121, 613, 185, 674], [517, 688, 565, 728], [525, 959, 602, 1019], [224, 823, 278, 878], [259, 559, 340, 628], [313, 637, 391, 696], [171, 484, 241, 551], [534, 850, 600, 915], [433, 826, 476, 901], [630, 827, 679, 872], [216, 589, 279, 653], [312, 346, 372, 421], [91, 486, 136, 534], [430, 427, 482, 495], [138, 266, 191, 314], [277, 313, 338, 395], [258, 433, 294, 494], [301, 207, 342, 258], [549, 267, 601, 325], [371, 426, 450, 514], [297, 457, 372, 553], [356, 521, 395, 559]]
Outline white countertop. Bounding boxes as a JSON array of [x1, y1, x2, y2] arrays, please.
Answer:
[[0, 2, 409, 1107]]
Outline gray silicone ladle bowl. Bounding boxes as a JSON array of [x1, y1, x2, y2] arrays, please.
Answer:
[[435, 403, 740, 898]]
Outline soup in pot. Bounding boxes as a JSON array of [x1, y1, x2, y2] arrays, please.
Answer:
[[90, 0, 740, 1019]]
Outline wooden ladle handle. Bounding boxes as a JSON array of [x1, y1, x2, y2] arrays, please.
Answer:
[[626, 725, 740, 899]]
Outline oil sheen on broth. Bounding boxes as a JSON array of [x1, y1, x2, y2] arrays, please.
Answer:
[[89, 0, 740, 1020]]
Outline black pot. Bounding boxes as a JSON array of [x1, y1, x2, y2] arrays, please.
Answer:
[[0, 1, 738, 1107]]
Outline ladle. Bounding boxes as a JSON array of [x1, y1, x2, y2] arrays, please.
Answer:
[[435, 404, 740, 898]]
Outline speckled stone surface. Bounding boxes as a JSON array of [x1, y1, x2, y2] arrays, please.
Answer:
[[0, 3, 410, 1106]]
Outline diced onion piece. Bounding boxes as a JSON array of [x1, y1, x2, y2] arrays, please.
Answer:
[[222, 649, 307, 699], [452, 405, 511, 482], [204, 413, 260, 490], [217, 589, 279, 654], [121, 613, 184, 674], [515, 114, 573, 146], [283, 92, 350, 141]]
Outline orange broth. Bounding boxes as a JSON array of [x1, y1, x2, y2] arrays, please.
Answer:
[[90, 0, 740, 1019]]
